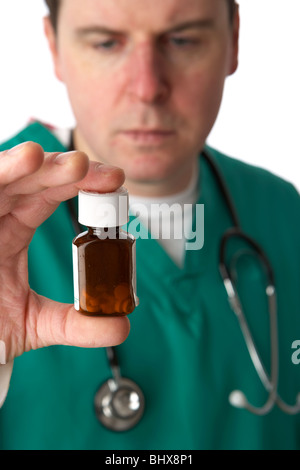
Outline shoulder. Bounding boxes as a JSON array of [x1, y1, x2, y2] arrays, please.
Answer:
[[205, 146, 299, 214], [204, 146, 300, 252], [0, 121, 68, 153], [206, 146, 298, 196]]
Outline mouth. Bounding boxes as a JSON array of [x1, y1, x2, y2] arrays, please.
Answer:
[[120, 129, 176, 146]]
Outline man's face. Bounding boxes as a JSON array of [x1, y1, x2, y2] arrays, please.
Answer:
[[45, 0, 239, 195]]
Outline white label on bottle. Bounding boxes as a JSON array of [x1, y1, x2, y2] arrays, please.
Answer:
[[72, 244, 80, 311], [132, 240, 139, 306]]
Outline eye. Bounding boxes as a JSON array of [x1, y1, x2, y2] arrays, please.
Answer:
[[170, 37, 195, 47], [95, 40, 116, 50], [93, 39, 119, 50], [167, 35, 201, 49]]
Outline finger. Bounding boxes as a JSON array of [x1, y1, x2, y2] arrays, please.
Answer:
[[5, 150, 90, 196], [0, 142, 44, 186], [7, 162, 126, 231], [43, 161, 126, 205]]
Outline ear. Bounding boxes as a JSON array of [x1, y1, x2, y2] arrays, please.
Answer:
[[227, 4, 240, 76], [43, 16, 63, 82]]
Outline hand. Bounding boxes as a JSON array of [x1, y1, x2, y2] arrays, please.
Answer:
[[0, 142, 130, 364]]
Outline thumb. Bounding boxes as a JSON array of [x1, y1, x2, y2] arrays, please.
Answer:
[[29, 295, 131, 353]]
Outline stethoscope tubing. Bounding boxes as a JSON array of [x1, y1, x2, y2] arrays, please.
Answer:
[[202, 150, 300, 415]]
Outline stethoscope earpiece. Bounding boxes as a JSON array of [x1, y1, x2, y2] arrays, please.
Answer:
[[229, 390, 247, 409]]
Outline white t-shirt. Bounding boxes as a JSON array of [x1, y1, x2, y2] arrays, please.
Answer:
[[129, 168, 199, 267]]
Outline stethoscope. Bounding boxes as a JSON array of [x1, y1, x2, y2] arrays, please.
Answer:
[[67, 146, 300, 431], [94, 346, 145, 431], [205, 149, 300, 416]]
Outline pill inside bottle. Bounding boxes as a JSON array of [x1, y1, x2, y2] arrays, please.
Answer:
[[72, 188, 138, 317]]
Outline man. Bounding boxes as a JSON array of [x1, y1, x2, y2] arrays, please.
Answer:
[[0, 0, 299, 450]]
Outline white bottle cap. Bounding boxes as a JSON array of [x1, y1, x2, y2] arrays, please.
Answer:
[[78, 187, 129, 228]]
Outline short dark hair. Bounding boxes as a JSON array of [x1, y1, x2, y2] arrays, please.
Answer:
[[227, 0, 237, 24], [45, 0, 237, 32], [44, 0, 60, 32]]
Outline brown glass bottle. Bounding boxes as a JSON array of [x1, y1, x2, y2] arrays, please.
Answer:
[[72, 189, 138, 317]]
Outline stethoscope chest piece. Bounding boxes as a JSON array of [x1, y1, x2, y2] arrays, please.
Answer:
[[94, 376, 145, 432]]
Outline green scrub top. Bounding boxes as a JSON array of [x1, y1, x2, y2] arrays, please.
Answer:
[[0, 122, 299, 450]]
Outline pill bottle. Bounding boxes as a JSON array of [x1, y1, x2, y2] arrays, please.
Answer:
[[72, 188, 138, 316]]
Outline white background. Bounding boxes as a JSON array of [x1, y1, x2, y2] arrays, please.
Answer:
[[0, 0, 299, 190]]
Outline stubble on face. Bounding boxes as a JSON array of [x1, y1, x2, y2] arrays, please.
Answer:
[[52, 0, 238, 196]]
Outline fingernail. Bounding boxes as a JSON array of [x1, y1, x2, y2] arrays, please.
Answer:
[[7, 142, 27, 156], [98, 164, 122, 175], [0, 340, 6, 365], [54, 151, 77, 165]]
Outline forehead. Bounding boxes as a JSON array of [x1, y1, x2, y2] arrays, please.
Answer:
[[59, 0, 228, 31]]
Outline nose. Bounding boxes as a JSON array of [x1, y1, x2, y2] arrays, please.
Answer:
[[126, 42, 170, 104]]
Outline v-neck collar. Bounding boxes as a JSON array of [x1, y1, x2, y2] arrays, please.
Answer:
[[131, 150, 233, 283]]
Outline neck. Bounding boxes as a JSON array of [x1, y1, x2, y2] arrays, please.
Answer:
[[124, 163, 197, 198]]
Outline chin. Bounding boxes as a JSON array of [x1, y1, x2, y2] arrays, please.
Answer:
[[123, 157, 176, 182]]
